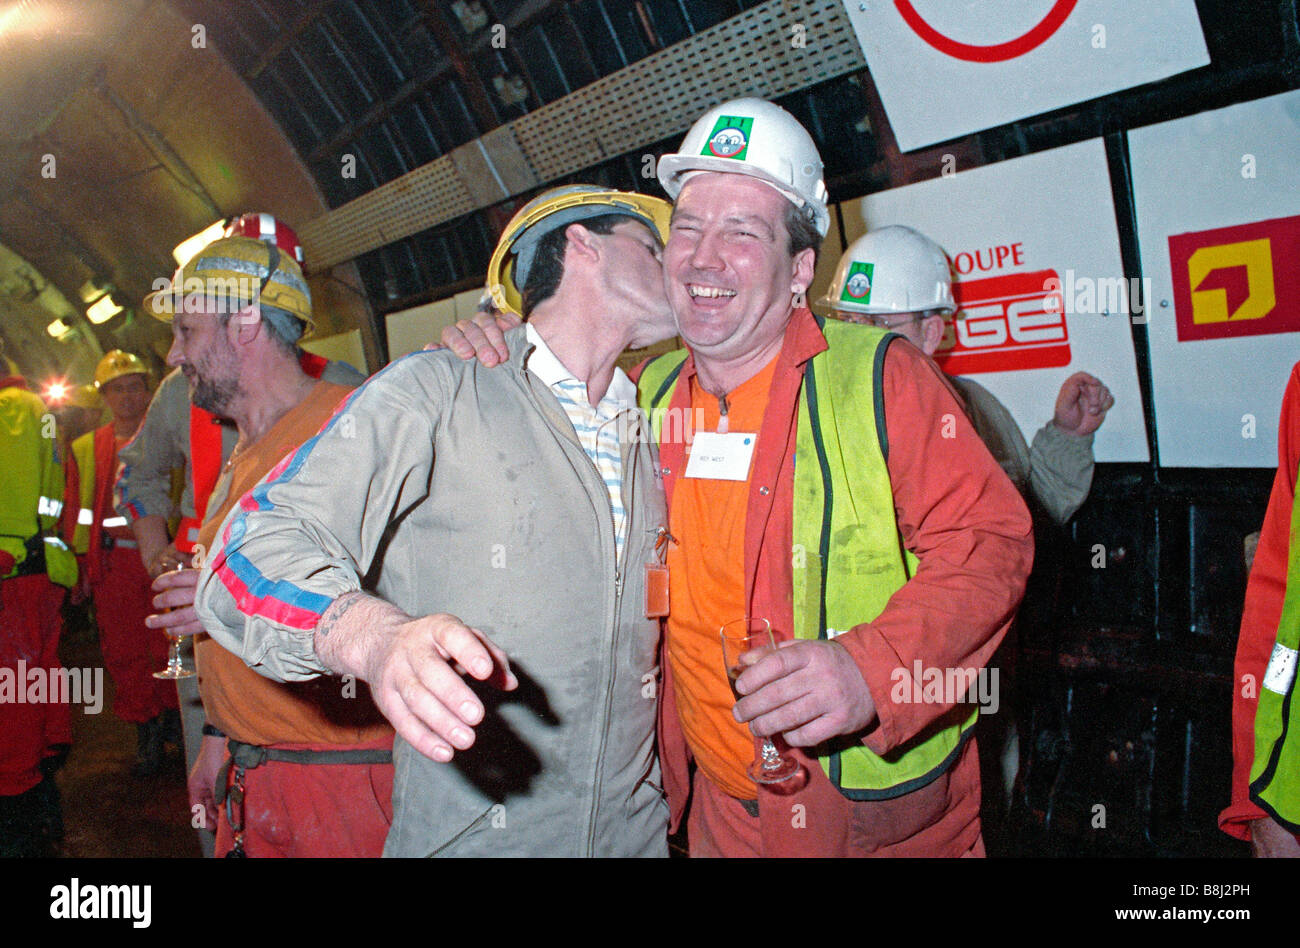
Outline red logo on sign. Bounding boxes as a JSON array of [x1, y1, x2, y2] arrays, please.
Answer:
[[894, 0, 1077, 63], [1168, 215, 1300, 342], [933, 269, 1071, 374]]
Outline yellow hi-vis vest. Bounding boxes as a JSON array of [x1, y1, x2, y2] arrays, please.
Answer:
[[71, 429, 96, 556], [1250, 455, 1300, 832], [0, 384, 76, 587], [638, 318, 979, 799]]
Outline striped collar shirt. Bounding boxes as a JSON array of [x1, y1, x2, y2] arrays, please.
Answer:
[[525, 323, 636, 562]]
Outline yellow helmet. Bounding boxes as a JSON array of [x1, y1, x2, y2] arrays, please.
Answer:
[[143, 235, 314, 338], [94, 350, 148, 388], [65, 384, 105, 410], [485, 186, 672, 317], [3, 356, 18, 378]]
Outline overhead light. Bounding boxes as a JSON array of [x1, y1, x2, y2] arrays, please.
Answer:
[[172, 220, 227, 267], [451, 1, 488, 32], [78, 278, 109, 304], [47, 317, 71, 339], [86, 294, 124, 324], [493, 75, 529, 107], [0, 1, 41, 39]]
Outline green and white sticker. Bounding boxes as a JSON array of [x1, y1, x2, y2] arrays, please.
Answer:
[[701, 115, 753, 160], [840, 262, 874, 303]]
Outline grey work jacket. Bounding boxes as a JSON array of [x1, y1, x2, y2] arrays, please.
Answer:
[[116, 360, 365, 525], [195, 327, 668, 856], [951, 375, 1095, 526]]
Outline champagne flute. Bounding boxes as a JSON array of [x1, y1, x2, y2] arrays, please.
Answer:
[[720, 618, 808, 789], [153, 627, 196, 679], [152, 569, 198, 679]]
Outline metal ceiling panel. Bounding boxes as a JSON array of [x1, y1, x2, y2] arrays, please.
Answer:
[[300, 0, 866, 269]]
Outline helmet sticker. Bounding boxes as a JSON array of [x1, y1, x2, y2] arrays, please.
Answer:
[[701, 115, 753, 160], [841, 262, 874, 302]]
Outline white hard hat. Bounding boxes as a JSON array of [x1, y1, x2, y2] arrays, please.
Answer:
[[820, 226, 956, 315], [657, 97, 830, 237]]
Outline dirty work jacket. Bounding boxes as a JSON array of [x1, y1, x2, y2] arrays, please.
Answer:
[[116, 360, 365, 551], [195, 327, 669, 857]]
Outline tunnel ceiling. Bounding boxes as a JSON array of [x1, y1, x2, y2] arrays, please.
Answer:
[[0, 0, 1292, 385], [172, 0, 880, 318], [0, 0, 883, 382], [0, 0, 374, 384]]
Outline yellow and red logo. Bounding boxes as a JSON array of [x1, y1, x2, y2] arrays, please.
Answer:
[[933, 269, 1071, 374], [1169, 215, 1300, 342]]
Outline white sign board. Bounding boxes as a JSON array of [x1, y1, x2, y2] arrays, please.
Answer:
[[855, 137, 1149, 462], [1129, 89, 1300, 468], [843, 0, 1210, 152]]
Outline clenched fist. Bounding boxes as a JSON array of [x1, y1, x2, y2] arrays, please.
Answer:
[[1053, 372, 1114, 437]]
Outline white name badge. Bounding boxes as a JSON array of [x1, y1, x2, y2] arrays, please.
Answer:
[[684, 431, 757, 481]]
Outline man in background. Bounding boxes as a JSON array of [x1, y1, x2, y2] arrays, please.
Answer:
[[144, 236, 388, 857], [70, 351, 179, 775], [1221, 359, 1300, 856], [822, 225, 1113, 843], [116, 213, 363, 854], [0, 349, 75, 855]]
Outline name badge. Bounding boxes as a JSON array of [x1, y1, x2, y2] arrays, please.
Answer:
[[684, 431, 757, 481], [645, 563, 669, 618]]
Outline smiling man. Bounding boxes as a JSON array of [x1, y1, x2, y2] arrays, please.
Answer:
[[631, 99, 1029, 857], [446, 99, 1035, 857]]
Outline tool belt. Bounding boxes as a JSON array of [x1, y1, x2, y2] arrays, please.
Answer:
[[214, 738, 393, 857]]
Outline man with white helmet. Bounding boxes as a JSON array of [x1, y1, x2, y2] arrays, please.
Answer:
[[824, 226, 1113, 848], [824, 225, 1113, 526], [447, 98, 1034, 856], [193, 187, 680, 855]]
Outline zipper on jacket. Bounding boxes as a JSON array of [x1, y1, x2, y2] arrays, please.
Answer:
[[521, 370, 641, 855], [586, 409, 640, 855]]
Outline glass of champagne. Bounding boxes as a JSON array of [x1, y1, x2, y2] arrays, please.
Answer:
[[720, 618, 808, 789], [154, 627, 196, 679], [153, 570, 197, 680]]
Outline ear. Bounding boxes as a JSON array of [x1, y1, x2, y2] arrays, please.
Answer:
[[231, 304, 264, 346], [790, 247, 816, 295], [564, 223, 602, 266], [920, 313, 946, 356]]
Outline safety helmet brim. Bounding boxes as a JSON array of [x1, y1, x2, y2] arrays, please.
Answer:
[[486, 186, 672, 317], [144, 235, 315, 338]]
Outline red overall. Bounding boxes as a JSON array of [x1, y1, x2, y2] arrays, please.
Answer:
[[0, 376, 73, 797], [75, 424, 177, 723], [636, 310, 1033, 856]]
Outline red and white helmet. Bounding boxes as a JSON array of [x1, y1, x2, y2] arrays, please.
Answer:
[[223, 213, 305, 267]]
